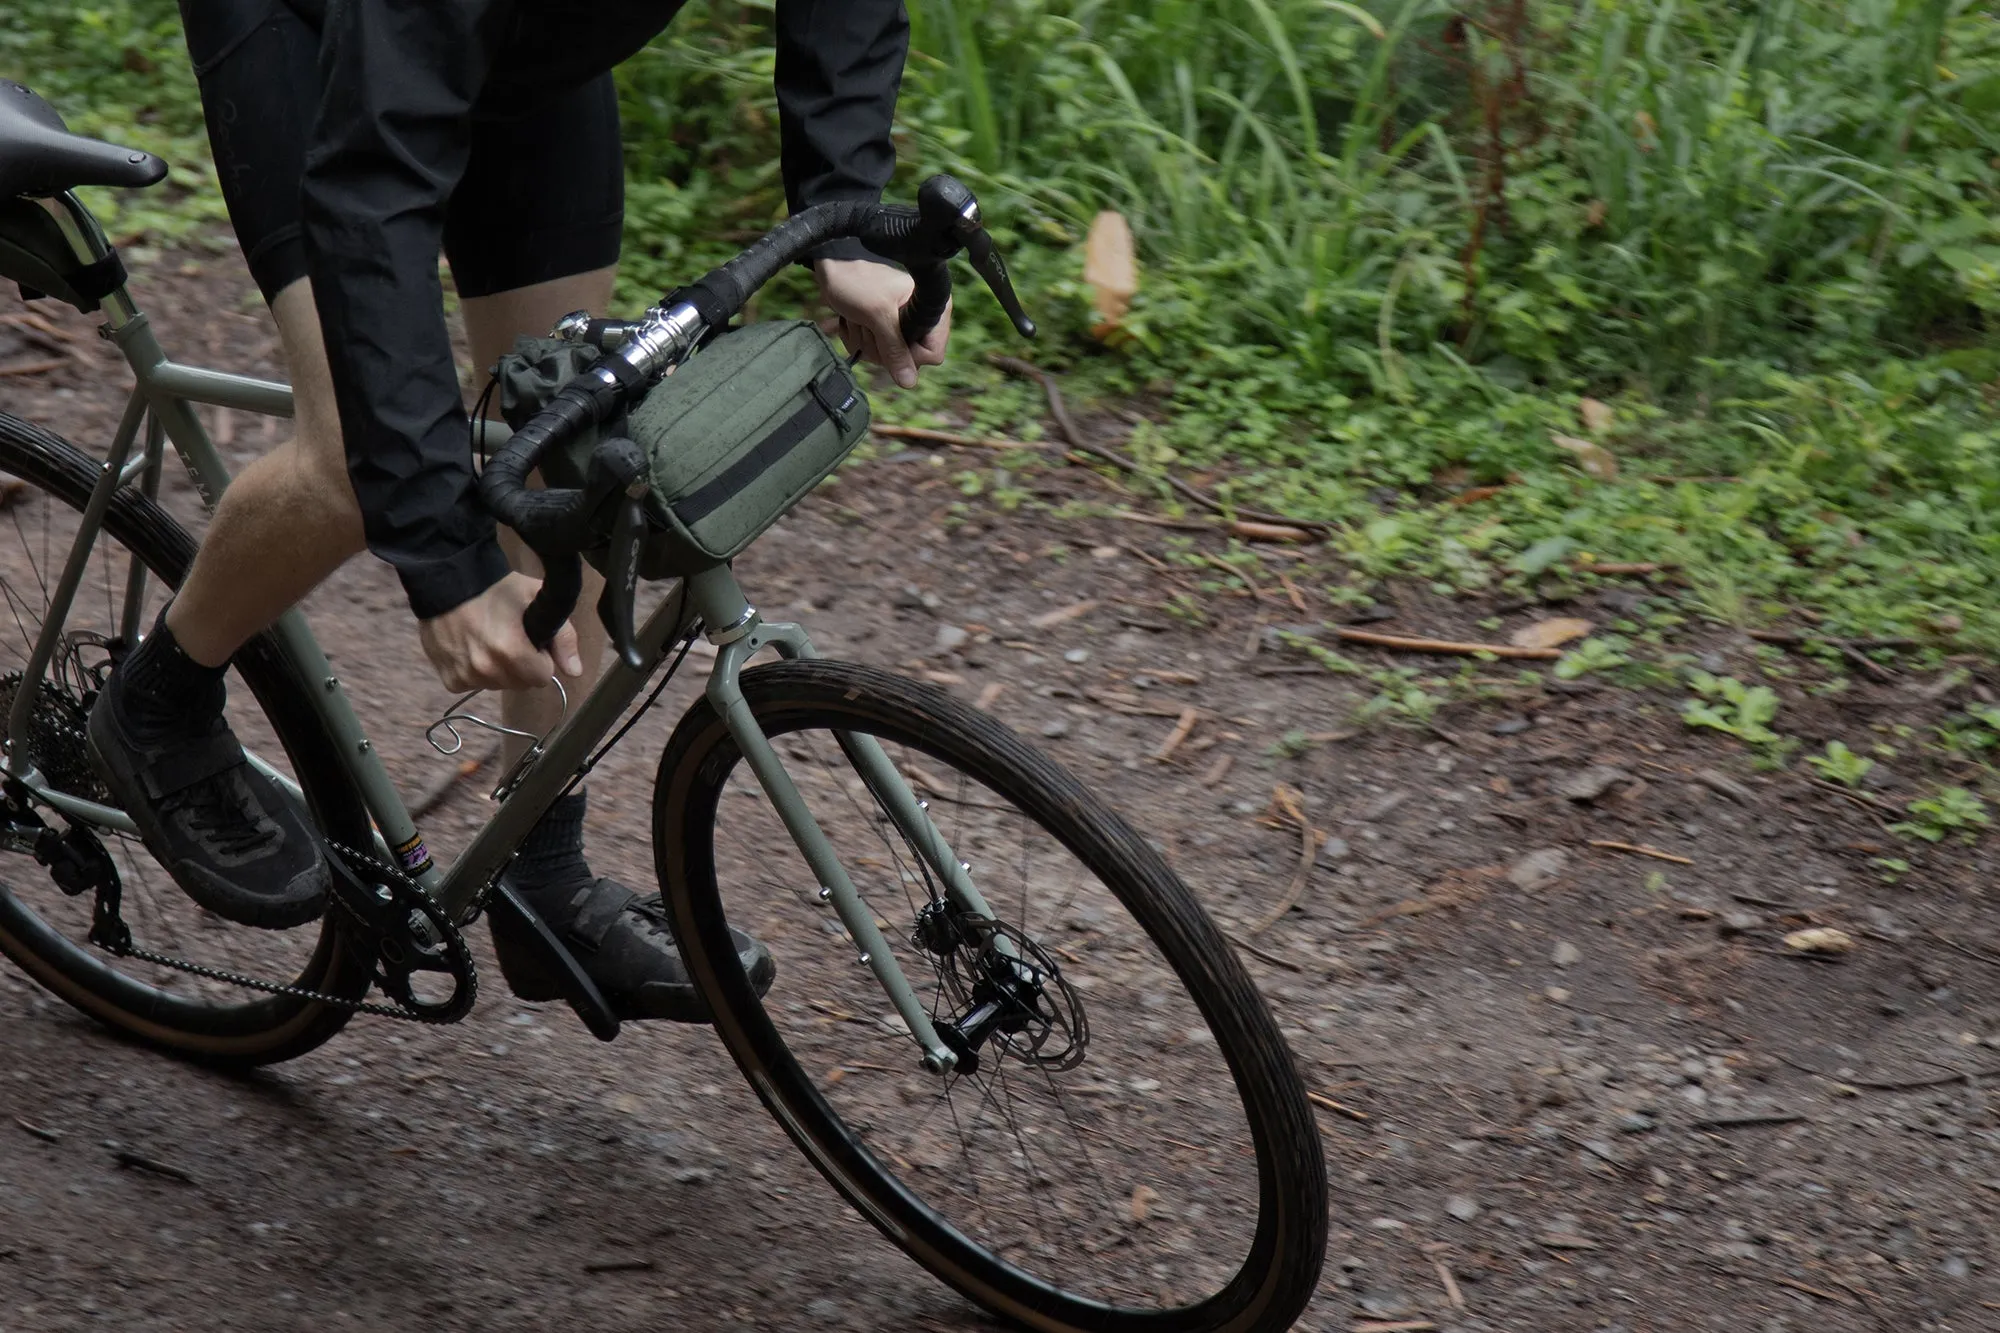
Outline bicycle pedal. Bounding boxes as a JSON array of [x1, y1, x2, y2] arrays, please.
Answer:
[[485, 881, 621, 1042]]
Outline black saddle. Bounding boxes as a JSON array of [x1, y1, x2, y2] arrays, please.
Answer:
[[0, 80, 166, 199]]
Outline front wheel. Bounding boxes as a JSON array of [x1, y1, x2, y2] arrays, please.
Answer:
[[653, 660, 1327, 1332]]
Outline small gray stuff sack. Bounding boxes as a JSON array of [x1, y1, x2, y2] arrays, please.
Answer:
[[492, 319, 869, 576]]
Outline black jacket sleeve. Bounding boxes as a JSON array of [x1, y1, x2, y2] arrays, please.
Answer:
[[774, 0, 909, 264], [301, 0, 513, 620]]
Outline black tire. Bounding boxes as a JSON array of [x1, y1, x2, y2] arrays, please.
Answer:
[[654, 660, 1327, 1332], [0, 411, 375, 1066]]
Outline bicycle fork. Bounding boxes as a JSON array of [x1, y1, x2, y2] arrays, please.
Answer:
[[685, 566, 1003, 1078]]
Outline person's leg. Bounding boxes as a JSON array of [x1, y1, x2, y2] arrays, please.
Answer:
[[459, 271, 614, 767], [165, 279, 364, 666]]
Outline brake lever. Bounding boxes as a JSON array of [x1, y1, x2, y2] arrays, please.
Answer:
[[913, 174, 1036, 340], [964, 229, 1036, 339], [597, 485, 647, 673]]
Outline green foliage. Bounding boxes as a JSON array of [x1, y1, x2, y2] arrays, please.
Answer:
[[1806, 740, 1874, 788], [1553, 636, 1628, 679], [9, 1, 2000, 655], [1891, 785, 1991, 842], [1682, 671, 1781, 746]]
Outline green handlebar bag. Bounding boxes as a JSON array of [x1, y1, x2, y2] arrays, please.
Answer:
[[491, 319, 870, 577]]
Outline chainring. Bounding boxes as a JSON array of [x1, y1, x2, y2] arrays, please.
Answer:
[[326, 842, 479, 1024]]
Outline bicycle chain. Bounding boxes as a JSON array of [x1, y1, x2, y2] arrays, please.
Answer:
[[102, 841, 480, 1025], [5, 666, 483, 1024]]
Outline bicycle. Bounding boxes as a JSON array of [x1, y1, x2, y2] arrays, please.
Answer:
[[0, 80, 1328, 1331]]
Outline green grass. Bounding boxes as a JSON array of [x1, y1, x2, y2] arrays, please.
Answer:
[[7, 0, 1999, 649]]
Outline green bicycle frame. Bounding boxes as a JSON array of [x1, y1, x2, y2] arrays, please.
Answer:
[[2, 191, 992, 1072]]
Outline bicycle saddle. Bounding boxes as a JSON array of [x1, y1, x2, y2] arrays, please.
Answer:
[[0, 80, 166, 200]]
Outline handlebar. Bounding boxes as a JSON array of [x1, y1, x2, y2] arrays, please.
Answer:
[[478, 174, 1035, 671]]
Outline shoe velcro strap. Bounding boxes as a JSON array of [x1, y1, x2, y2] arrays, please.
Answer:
[[138, 732, 247, 801], [565, 878, 639, 951]]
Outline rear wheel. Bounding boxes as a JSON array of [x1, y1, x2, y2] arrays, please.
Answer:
[[654, 660, 1327, 1332], [0, 411, 374, 1065]]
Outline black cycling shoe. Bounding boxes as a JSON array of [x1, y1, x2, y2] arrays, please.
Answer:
[[489, 875, 776, 1022], [85, 656, 330, 931]]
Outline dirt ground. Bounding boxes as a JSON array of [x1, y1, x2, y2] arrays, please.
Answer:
[[2, 242, 1997, 1333]]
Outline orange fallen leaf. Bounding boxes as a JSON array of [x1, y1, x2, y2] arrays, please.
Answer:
[[1579, 397, 1614, 435], [1084, 211, 1138, 338], [1129, 1184, 1157, 1224], [1510, 617, 1594, 650]]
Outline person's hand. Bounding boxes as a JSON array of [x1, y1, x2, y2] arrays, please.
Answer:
[[417, 572, 583, 694], [814, 257, 950, 389]]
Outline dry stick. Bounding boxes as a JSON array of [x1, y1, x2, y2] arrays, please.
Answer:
[[991, 354, 1334, 535], [1432, 1257, 1467, 1312], [1153, 707, 1200, 763], [1277, 569, 1310, 614], [1331, 626, 1560, 660], [1306, 1090, 1371, 1122], [1748, 629, 1921, 650], [1690, 1112, 1810, 1130], [1775, 1051, 2000, 1091], [15, 1117, 60, 1143], [113, 1150, 195, 1185], [582, 1258, 656, 1274], [0, 358, 63, 378], [870, 423, 1046, 452], [1588, 839, 1693, 865], [409, 742, 500, 820], [1222, 932, 1304, 972], [1246, 787, 1320, 936], [1927, 929, 2000, 970], [1351, 1321, 1435, 1333]]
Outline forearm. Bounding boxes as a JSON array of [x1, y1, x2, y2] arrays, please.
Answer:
[[774, 0, 910, 262]]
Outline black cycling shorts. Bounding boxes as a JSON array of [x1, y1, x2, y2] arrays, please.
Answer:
[[177, 0, 625, 303]]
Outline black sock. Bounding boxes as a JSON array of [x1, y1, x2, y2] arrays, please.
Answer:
[[115, 608, 227, 741], [511, 790, 594, 904]]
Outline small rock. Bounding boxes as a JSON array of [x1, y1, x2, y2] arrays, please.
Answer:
[[1616, 1112, 1657, 1134], [804, 1299, 845, 1322], [1041, 718, 1071, 739], [1708, 1240, 1759, 1261], [1717, 910, 1761, 937], [673, 1167, 713, 1186], [1551, 940, 1582, 968], [1367, 1217, 1407, 1232], [1509, 847, 1568, 889], [1556, 765, 1630, 803], [1545, 985, 1571, 1004], [1315, 837, 1351, 866], [1698, 651, 1728, 674], [1357, 1292, 1413, 1318], [1491, 716, 1533, 735], [1445, 1194, 1481, 1222], [1694, 768, 1753, 804], [935, 624, 969, 652], [1943, 1256, 1971, 1279], [1063, 648, 1090, 664], [1358, 790, 1409, 822]]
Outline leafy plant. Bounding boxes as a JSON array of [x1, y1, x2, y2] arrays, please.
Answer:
[[1682, 672, 1781, 747], [1553, 636, 1629, 680], [1891, 787, 1991, 844], [1806, 740, 1874, 788]]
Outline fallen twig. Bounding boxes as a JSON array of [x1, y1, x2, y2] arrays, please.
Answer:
[[1153, 707, 1200, 762], [1030, 599, 1099, 630], [0, 357, 64, 379], [1307, 1090, 1371, 1122], [410, 742, 499, 819], [992, 355, 1333, 535], [1223, 932, 1305, 972], [15, 1117, 60, 1143], [1431, 1256, 1466, 1312], [1201, 754, 1233, 787], [1748, 630, 1921, 650], [1775, 1052, 2000, 1091], [1690, 1112, 1810, 1130], [1575, 560, 1668, 575], [1246, 785, 1321, 936], [1588, 839, 1693, 865], [113, 1149, 195, 1185], [582, 1258, 656, 1274], [871, 423, 1045, 452], [1352, 1323, 1436, 1333], [1330, 626, 1560, 660], [1927, 930, 2000, 970]]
